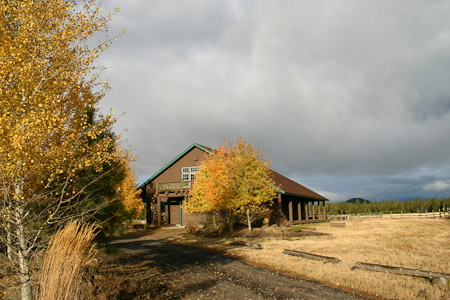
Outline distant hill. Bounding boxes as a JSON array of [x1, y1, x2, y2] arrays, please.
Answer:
[[346, 198, 371, 204]]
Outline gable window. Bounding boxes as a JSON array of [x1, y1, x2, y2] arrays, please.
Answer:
[[182, 166, 198, 181]]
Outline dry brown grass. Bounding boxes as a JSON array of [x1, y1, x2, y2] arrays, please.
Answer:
[[38, 221, 98, 300], [170, 218, 450, 300]]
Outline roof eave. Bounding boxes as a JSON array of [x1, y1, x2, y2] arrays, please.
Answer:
[[136, 143, 209, 190], [283, 191, 328, 201]]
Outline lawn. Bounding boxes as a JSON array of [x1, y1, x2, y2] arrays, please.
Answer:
[[169, 217, 450, 300]]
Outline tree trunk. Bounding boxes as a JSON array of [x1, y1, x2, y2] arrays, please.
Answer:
[[212, 212, 217, 228], [224, 210, 235, 232], [246, 209, 252, 231], [6, 223, 13, 261], [16, 207, 32, 300], [14, 176, 33, 300]]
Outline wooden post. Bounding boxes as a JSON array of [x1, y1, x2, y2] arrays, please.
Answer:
[[231, 241, 262, 249], [312, 202, 316, 220], [297, 202, 302, 221], [318, 201, 322, 219], [323, 201, 326, 219], [305, 202, 309, 220], [277, 193, 284, 223], [288, 200, 293, 222], [156, 195, 161, 227], [283, 249, 340, 263], [352, 262, 450, 285]]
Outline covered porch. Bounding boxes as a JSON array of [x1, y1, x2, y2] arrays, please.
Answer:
[[280, 193, 328, 224], [145, 181, 204, 227]]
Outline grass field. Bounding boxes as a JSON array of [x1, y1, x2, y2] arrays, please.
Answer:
[[170, 217, 450, 300]]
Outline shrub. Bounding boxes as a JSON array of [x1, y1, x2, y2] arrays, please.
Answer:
[[290, 225, 303, 232]]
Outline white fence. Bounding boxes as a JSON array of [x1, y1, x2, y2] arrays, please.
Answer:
[[330, 209, 450, 221]]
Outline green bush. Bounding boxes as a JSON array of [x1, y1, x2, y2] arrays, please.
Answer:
[[290, 225, 302, 232]]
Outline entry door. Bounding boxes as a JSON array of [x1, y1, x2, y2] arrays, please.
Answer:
[[169, 204, 180, 224]]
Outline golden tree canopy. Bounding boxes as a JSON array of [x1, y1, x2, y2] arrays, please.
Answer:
[[184, 139, 278, 216], [0, 2, 124, 299], [0, 0, 122, 202]]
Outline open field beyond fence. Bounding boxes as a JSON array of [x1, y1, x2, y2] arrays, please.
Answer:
[[170, 218, 450, 300]]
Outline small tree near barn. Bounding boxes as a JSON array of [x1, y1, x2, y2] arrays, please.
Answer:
[[184, 139, 277, 232]]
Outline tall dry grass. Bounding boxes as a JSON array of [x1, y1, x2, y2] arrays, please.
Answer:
[[38, 221, 98, 300]]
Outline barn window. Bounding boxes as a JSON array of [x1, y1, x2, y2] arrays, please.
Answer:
[[182, 166, 198, 181]]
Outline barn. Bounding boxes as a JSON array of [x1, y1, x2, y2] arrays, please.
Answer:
[[138, 143, 328, 226]]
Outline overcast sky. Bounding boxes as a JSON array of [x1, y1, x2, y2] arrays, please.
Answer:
[[98, 0, 450, 202]]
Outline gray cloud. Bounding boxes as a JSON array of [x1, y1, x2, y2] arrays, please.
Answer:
[[424, 180, 450, 192], [98, 0, 450, 201]]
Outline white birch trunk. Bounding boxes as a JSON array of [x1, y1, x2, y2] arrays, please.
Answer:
[[14, 177, 33, 300], [246, 209, 252, 231], [16, 218, 32, 300]]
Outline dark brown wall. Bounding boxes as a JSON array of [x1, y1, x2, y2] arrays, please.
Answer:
[[146, 147, 207, 195]]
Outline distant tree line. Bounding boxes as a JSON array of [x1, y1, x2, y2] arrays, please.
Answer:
[[326, 197, 450, 215]]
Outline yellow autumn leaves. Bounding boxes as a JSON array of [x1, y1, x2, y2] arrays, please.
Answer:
[[184, 139, 278, 230], [0, 0, 137, 218], [1, 0, 118, 184]]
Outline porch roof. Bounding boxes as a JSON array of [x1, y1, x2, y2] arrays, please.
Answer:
[[270, 170, 328, 201]]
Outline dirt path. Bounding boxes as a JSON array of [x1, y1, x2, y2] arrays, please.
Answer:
[[93, 230, 366, 300]]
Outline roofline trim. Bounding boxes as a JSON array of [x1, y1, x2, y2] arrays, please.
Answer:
[[272, 184, 285, 194], [137, 143, 209, 190], [283, 191, 329, 201]]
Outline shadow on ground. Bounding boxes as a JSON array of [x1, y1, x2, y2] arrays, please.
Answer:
[[91, 234, 365, 300]]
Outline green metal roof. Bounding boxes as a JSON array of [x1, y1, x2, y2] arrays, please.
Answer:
[[137, 143, 210, 190]]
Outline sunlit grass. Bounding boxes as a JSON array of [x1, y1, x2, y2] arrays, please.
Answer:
[[169, 218, 450, 300]]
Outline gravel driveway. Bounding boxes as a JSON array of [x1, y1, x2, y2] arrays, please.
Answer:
[[98, 231, 366, 300]]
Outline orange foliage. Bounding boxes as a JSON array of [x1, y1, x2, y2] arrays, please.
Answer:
[[184, 139, 278, 218]]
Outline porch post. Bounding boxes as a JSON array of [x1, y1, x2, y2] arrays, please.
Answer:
[[277, 193, 284, 224], [288, 200, 293, 222], [318, 201, 322, 219], [156, 195, 161, 227], [323, 201, 327, 219], [304, 202, 309, 220], [312, 202, 316, 220], [297, 202, 302, 221]]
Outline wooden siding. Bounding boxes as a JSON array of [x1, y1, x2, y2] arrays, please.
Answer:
[[150, 147, 206, 190]]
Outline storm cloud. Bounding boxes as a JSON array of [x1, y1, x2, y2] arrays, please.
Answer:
[[98, 0, 450, 201]]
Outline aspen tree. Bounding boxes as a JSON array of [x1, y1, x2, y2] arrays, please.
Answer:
[[0, 1, 122, 299], [184, 140, 278, 232]]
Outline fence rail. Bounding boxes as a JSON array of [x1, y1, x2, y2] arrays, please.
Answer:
[[329, 210, 450, 220]]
